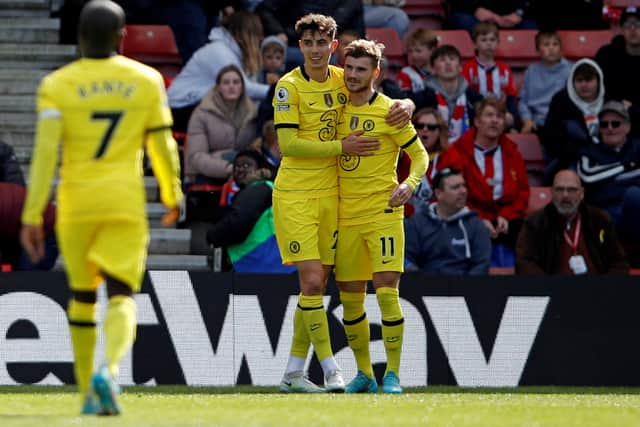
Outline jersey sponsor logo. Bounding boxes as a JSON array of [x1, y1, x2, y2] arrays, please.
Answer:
[[339, 154, 360, 171], [276, 87, 289, 102], [324, 93, 333, 107], [337, 93, 347, 104], [363, 120, 375, 131], [318, 109, 338, 141], [289, 241, 300, 254], [350, 116, 359, 130]]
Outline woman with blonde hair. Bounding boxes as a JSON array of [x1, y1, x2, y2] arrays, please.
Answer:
[[168, 11, 268, 132], [185, 64, 258, 185]]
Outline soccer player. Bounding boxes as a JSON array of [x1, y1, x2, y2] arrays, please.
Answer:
[[336, 39, 428, 394], [20, 0, 182, 415], [273, 14, 414, 393]]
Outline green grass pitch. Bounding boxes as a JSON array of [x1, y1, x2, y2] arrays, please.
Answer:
[[1, 386, 640, 426]]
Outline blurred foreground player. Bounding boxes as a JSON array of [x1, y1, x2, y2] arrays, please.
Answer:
[[20, 0, 183, 416]]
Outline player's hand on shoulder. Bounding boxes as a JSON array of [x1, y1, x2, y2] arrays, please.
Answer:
[[386, 99, 415, 128], [20, 224, 45, 263], [341, 130, 380, 157], [389, 183, 412, 207]]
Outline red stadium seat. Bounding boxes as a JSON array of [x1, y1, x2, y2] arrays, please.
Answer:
[[119, 25, 183, 82], [367, 27, 406, 66], [527, 186, 552, 214], [609, 0, 640, 8], [496, 30, 539, 69], [489, 267, 515, 275], [431, 30, 475, 61], [407, 16, 444, 34], [557, 30, 614, 60], [403, 0, 445, 17], [509, 133, 545, 186]]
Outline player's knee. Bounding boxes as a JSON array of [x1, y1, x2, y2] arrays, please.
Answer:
[[373, 272, 400, 289], [72, 290, 97, 304], [106, 275, 133, 298]]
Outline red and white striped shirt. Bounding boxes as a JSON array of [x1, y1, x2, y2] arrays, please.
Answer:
[[462, 58, 517, 99]]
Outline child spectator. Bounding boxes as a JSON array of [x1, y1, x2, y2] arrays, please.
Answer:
[[412, 45, 483, 143], [397, 29, 438, 94], [258, 35, 286, 85], [519, 31, 572, 134], [462, 21, 517, 128]]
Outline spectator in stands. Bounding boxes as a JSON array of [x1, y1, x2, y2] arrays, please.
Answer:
[[185, 64, 258, 186], [596, 6, 640, 137], [405, 167, 491, 274], [532, 0, 607, 31], [255, 0, 365, 70], [362, 0, 410, 40], [576, 101, 640, 240], [375, 56, 407, 100], [167, 11, 268, 132], [0, 182, 57, 271], [206, 150, 295, 273], [519, 30, 572, 135], [448, 0, 537, 33], [413, 45, 483, 143], [404, 108, 450, 213], [542, 58, 605, 184], [0, 140, 25, 185], [335, 29, 359, 67], [397, 29, 438, 94], [462, 21, 517, 128], [258, 36, 287, 85], [516, 169, 628, 275], [438, 97, 529, 253]]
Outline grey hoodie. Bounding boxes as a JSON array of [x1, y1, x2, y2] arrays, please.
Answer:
[[404, 203, 491, 274]]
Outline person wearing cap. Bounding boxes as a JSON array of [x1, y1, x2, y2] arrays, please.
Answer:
[[258, 35, 287, 85], [596, 6, 640, 137], [404, 167, 491, 274], [576, 100, 640, 248], [516, 169, 628, 275], [205, 149, 295, 273]]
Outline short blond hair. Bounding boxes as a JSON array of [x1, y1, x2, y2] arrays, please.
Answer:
[[344, 38, 384, 68]]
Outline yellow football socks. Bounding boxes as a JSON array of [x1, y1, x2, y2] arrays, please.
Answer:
[[298, 294, 333, 361], [67, 299, 97, 397], [340, 291, 373, 378], [104, 295, 137, 378], [376, 287, 404, 376], [290, 300, 311, 359]]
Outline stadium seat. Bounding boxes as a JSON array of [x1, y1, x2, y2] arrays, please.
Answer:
[[496, 30, 538, 69], [407, 15, 444, 34], [509, 133, 545, 186], [557, 30, 614, 60], [366, 27, 406, 66], [527, 186, 552, 214], [489, 266, 515, 275], [431, 30, 475, 61], [403, 0, 445, 17], [608, 0, 640, 8], [119, 25, 183, 81]]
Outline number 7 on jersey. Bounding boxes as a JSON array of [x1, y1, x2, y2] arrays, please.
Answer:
[[91, 111, 123, 159]]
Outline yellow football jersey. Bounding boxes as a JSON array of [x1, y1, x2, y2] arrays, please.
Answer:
[[272, 65, 348, 199], [337, 92, 420, 225], [24, 55, 175, 223]]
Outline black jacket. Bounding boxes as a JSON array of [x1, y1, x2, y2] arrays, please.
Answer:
[[256, 0, 365, 47], [542, 89, 594, 168], [0, 141, 25, 185], [516, 202, 628, 275], [595, 34, 640, 136]]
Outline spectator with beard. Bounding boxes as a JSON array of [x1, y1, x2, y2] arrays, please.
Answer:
[[516, 169, 628, 275]]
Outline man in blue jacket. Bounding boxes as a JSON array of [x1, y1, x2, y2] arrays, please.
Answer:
[[404, 167, 491, 274]]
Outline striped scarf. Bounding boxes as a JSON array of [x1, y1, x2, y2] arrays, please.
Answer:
[[436, 92, 469, 143]]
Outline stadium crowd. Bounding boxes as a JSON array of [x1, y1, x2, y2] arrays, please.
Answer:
[[5, 0, 640, 275]]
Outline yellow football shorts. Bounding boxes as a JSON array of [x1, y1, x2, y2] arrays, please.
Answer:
[[273, 195, 338, 265], [56, 219, 149, 292], [335, 219, 404, 282]]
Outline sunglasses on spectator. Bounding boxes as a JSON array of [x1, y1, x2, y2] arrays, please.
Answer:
[[414, 123, 439, 131], [600, 120, 623, 129]]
